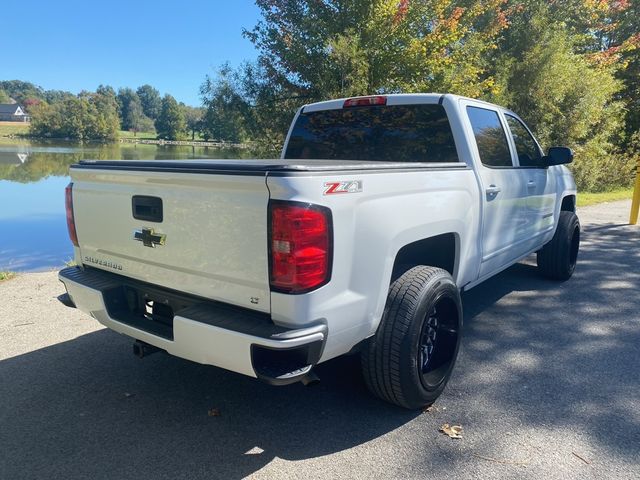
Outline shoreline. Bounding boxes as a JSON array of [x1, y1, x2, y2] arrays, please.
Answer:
[[0, 133, 250, 149], [117, 137, 250, 148]]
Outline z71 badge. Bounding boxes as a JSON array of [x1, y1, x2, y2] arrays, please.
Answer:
[[323, 180, 363, 195]]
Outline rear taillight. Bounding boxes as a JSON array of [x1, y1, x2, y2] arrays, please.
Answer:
[[269, 201, 332, 294], [65, 182, 79, 247], [343, 95, 387, 107]]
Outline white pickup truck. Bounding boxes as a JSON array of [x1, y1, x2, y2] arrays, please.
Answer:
[[59, 94, 580, 409]]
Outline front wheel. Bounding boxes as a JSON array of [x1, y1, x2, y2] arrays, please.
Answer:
[[537, 211, 581, 281], [361, 266, 463, 409]]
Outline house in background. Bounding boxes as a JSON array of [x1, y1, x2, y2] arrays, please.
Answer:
[[0, 104, 30, 122]]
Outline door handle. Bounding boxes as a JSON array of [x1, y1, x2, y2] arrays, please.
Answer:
[[527, 180, 536, 189], [486, 185, 501, 195]]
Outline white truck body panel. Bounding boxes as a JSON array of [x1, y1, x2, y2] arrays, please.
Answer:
[[60, 93, 577, 382], [71, 167, 271, 312], [266, 165, 479, 360]]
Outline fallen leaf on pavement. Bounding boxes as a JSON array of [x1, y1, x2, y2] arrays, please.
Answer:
[[423, 405, 436, 413], [208, 408, 221, 417], [440, 423, 463, 439], [572, 451, 591, 465]]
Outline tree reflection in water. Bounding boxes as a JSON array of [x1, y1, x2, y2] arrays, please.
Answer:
[[0, 141, 252, 183]]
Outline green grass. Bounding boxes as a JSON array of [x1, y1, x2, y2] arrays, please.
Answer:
[[0, 124, 207, 142], [118, 130, 158, 141], [0, 271, 16, 282], [118, 130, 208, 142], [0, 122, 30, 137], [577, 188, 634, 207]]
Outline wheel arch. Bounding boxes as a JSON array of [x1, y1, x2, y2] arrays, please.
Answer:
[[390, 232, 459, 284], [561, 195, 576, 212]]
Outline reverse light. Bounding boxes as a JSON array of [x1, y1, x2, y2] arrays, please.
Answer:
[[343, 96, 387, 108], [65, 182, 79, 247], [269, 201, 333, 294]]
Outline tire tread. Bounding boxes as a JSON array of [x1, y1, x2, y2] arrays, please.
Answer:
[[361, 266, 451, 408], [537, 211, 580, 280]]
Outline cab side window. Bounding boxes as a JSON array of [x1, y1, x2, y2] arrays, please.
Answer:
[[505, 115, 543, 167], [466, 106, 513, 167]]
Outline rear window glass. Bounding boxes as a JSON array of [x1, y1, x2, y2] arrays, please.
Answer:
[[284, 104, 458, 163]]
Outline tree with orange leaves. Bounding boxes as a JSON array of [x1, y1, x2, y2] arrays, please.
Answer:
[[244, 0, 511, 99]]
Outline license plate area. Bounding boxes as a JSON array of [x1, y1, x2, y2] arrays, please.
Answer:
[[102, 284, 192, 340]]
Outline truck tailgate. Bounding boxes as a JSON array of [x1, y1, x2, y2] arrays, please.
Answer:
[[70, 165, 271, 313]]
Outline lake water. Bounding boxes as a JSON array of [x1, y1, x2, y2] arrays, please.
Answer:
[[0, 140, 252, 272]]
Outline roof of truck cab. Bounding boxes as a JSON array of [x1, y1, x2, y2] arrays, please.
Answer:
[[301, 93, 499, 113]]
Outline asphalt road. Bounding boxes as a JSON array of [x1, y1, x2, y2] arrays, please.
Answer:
[[1, 200, 638, 480]]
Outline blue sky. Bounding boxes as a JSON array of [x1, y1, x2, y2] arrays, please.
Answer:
[[2, 0, 262, 106]]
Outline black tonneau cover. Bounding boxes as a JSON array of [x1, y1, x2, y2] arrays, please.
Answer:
[[75, 159, 467, 175]]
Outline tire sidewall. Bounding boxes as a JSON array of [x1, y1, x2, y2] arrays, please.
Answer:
[[559, 212, 580, 278], [398, 272, 462, 408]]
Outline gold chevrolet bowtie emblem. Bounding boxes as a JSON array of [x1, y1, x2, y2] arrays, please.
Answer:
[[133, 227, 166, 248]]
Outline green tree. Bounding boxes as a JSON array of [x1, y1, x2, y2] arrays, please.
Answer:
[[113, 86, 154, 134], [200, 64, 247, 142], [29, 89, 119, 141], [0, 80, 75, 106], [81, 90, 120, 140], [600, 1, 640, 148], [497, 0, 640, 157], [0, 89, 10, 103], [489, 3, 632, 191], [137, 115, 156, 134], [96, 84, 116, 99], [117, 88, 141, 130], [155, 94, 185, 140], [181, 104, 203, 140], [137, 84, 162, 120], [0, 80, 45, 104], [43, 89, 73, 104], [245, 0, 508, 98], [125, 96, 146, 134]]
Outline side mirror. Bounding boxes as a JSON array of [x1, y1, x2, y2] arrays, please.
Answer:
[[545, 146, 574, 165]]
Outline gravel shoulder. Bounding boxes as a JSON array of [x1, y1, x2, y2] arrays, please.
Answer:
[[1, 199, 638, 480]]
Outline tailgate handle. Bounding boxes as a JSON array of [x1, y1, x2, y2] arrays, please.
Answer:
[[132, 196, 163, 223]]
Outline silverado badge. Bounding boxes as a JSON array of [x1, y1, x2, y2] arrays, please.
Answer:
[[134, 227, 166, 248]]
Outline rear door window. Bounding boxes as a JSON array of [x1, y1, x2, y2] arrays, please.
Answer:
[[284, 104, 458, 163], [466, 106, 513, 168]]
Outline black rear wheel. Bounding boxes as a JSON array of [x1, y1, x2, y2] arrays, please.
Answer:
[[419, 298, 460, 391], [361, 266, 463, 409]]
